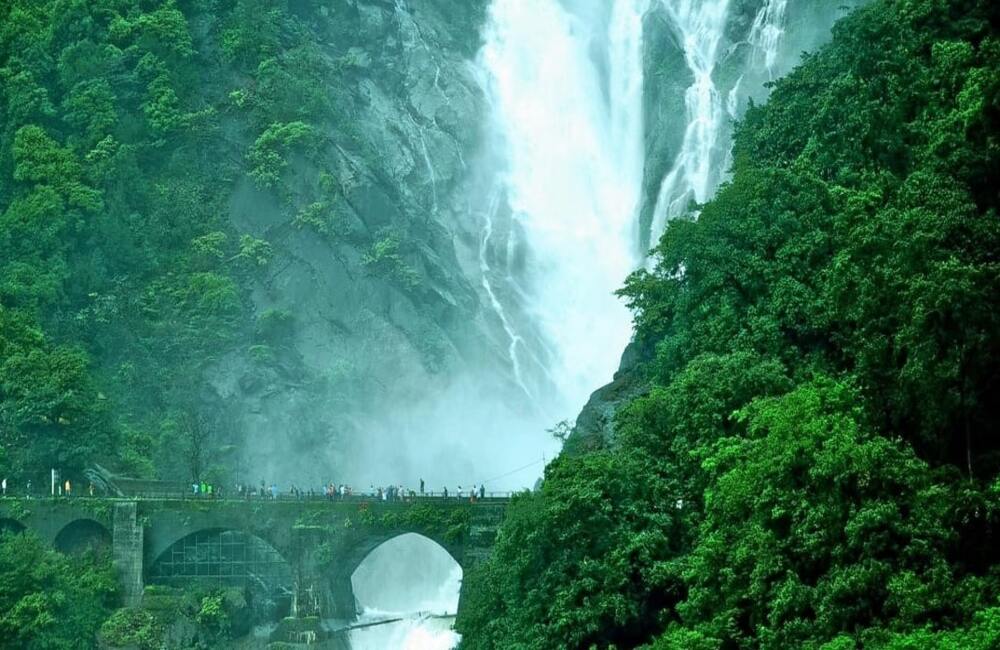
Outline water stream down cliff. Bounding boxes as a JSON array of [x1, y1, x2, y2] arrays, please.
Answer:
[[471, 0, 823, 439]]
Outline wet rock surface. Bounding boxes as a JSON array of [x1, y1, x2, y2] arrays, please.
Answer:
[[206, 0, 497, 475]]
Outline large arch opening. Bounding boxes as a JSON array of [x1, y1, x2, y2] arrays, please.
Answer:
[[148, 528, 293, 625], [0, 518, 25, 537], [349, 533, 462, 649], [54, 519, 111, 555]]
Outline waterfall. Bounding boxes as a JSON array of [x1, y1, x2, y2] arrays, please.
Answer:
[[749, 0, 789, 79], [419, 129, 439, 214], [478, 0, 649, 416], [609, 1, 651, 251], [649, 0, 731, 240], [727, 74, 744, 118], [650, 0, 793, 241], [479, 184, 532, 398], [357, 2, 815, 648]]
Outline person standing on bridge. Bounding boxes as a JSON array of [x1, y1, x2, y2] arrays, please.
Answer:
[[443, 486, 448, 498], [64, 479, 72, 497], [479, 484, 485, 500], [420, 478, 424, 495], [1, 477, 6, 497]]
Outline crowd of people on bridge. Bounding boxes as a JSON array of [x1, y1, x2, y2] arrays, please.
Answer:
[[224, 479, 492, 503], [192, 481, 222, 497], [1, 474, 500, 502], [0, 477, 98, 498]]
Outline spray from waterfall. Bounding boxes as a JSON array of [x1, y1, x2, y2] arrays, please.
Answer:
[[478, 0, 649, 417]]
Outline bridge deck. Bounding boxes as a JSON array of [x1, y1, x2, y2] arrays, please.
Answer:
[[0, 492, 513, 502]]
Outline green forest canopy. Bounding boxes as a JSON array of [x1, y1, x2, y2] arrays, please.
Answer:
[[0, 0, 365, 486], [456, 0, 1000, 648]]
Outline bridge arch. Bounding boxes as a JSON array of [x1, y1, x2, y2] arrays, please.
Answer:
[[148, 527, 293, 588], [343, 527, 465, 580], [148, 527, 294, 620], [351, 532, 463, 617], [53, 518, 111, 555], [0, 517, 25, 536], [144, 508, 295, 564]]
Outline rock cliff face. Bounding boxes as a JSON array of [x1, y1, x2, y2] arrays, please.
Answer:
[[200, 0, 871, 472], [205, 0, 502, 478]]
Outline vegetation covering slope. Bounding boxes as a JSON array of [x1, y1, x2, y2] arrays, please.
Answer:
[[457, 0, 1000, 647], [0, 533, 118, 649], [0, 2, 304, 643], [0, 0, 489, 488], [0, 0, 313, 483]]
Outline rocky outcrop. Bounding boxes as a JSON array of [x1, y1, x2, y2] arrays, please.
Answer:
[[567, 342, 648, 454]]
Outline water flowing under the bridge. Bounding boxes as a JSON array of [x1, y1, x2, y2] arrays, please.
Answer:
[[0, 495, 509, 646]]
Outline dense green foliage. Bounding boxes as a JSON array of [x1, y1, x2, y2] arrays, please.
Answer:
[[0, 533, 118, 649], [0, 1, 406, 643], [0, 0, 386, 487], [457, 0, 1000, 647], [98, 584, 251, 649]]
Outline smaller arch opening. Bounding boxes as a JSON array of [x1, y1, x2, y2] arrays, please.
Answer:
[[54, 519, 111, 555], [350, 533, 461, 649], [148, 528, 293, 625], [0, 518, 25, 537]]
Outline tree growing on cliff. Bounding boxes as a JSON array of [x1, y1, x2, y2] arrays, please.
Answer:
[[0, 533, 118, 649]]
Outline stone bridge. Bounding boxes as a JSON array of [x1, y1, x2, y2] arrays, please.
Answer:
[[0, 496, 507, 632]]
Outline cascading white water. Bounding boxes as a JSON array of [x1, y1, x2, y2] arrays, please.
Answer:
[[649, 0, 731, 239], [650, 0, 792, 240], [479, 0, 650, 416], [479, 184, 532, 397], [749, 0, 789, 79], [419, 129, 439, 214], [349, 535, 462, 649]]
